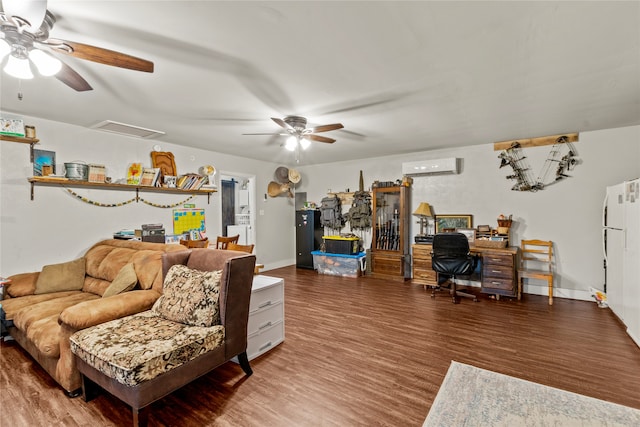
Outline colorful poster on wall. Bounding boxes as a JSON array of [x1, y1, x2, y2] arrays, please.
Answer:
[[173, 208, 206, 234]]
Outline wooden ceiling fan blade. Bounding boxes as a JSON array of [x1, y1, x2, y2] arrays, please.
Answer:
[[271, 117, 292, 130], [310, 123, 344, 133], [305, 134, 335, 144], [55, 60, 92, 91], [242, 133, 288, 136], [47, 39, 154, 72]]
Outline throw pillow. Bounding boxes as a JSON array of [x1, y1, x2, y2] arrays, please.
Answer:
[[34, 257, 86, 294], [102, 263, 138, 298], [152, 264, 222, 327]]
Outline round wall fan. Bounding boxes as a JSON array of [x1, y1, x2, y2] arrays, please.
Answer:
[[244, 115, 344, 145], [0, 0, 153, 91]]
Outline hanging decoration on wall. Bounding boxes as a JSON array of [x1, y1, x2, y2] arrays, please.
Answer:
[[495, 133, 580, 192], [65, 188, 195, 208], [267, 166, 301, 198]]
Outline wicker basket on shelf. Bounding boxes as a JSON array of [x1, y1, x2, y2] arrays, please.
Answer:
[[474, 239, 508, 249], [496, 218, 512, 236]]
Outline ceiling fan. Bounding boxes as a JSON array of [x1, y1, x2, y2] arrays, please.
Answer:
[[244, 116, 345, 148], [0, 0, 153, 91]]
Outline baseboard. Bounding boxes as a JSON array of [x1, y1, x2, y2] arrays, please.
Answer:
[[454, 279, 593, 302], [522, 283, 593, 302], [261, 258, 296, 272]]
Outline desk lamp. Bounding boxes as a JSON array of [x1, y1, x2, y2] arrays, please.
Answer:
[[413, 202, 433, 243]]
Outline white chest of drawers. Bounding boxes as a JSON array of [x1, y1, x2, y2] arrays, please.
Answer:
[[245, 275, 285, 361]]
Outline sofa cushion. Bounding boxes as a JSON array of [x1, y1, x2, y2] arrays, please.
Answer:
[[35, 258, 86, 294], [0, 291, 81, 320], [152, 265, 222, 327], [13, 292, 99, 331], [70, 310, 225, 386], [26, 314, 63, 358], [102, 263, 138, 298], [6, 272, 39, 297]]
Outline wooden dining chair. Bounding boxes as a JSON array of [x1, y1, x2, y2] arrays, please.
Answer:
[[518, 239, 554, 305], [179, 237, 209, 248], [227, 242, 255, 253], [215, 234, 239, 249], [226, 242, 263, 274]]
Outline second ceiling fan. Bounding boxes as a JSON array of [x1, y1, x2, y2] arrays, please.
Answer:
[[244, 116, 344, 146], [0, 0, 153, 91]]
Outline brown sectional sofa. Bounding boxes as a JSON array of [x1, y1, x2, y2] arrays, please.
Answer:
[[2, 239, 186, 395]]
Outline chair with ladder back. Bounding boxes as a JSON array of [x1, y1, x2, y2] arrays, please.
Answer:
[[518, 239, 554, 305], [215, 234, 240, 249]]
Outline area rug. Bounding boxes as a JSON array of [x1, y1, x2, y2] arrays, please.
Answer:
[[423, 361, 640, 426]]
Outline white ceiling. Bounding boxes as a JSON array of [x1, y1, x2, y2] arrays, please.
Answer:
[[1, 1, 639, 166]]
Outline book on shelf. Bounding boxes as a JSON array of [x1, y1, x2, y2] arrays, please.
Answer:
[[140, 167, 161, 186], [88, 164, 106, 183], [177, 173, 207, 190]]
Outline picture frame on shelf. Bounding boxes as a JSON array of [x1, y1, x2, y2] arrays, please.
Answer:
[[140, 167, 160, 186], [127, 163, 142, 185], [435, 214, 473, 233], [456, 228, 476, 243], [151, 151, 177, 178], [33, 149, 56, 176]]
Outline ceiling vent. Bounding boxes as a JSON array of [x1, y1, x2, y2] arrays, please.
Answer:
[[91, 120, 165, 139], [402, 158, 460, 176]]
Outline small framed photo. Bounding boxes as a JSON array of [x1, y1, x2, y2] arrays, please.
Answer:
[[164, 175, 177, 188], [435, 214, 473, 233], [33, 149, 56, 176], [456, 228, 476, 243]]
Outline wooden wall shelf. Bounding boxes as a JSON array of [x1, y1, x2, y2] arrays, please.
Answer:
[[1, 134, 40, 161], [27, 177, 216, 203], [0, 134, 40, 144]]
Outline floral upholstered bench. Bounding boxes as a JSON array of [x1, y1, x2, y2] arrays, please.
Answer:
[[70, 249, 256, 427]]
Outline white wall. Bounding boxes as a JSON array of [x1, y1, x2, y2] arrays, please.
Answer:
[[297, 125, 640, 301], [0, 114, 296, 275], [2, 117, 638, 301]]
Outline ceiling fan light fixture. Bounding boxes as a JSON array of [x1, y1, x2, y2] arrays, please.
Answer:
[[300, 138, 311, 150], [4, 53, 33, 79], [285, 136, 297, 151], [28, 48, 61, 76], [0, 39, 11, 60]]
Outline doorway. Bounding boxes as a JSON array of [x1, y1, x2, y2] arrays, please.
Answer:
[[220, 173, 256, 246]]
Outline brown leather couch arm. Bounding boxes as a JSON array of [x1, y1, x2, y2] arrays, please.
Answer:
[[58, 289, 161, 330], [5, 272, 39, 297]]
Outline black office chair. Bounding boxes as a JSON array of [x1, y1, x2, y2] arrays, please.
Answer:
[[431, 232, 479, 303]]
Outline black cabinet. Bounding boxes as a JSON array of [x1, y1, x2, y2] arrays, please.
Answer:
[[296, 210, 323, 269]]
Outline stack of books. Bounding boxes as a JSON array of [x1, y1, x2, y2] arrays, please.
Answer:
[[177, 174, 207, 190]]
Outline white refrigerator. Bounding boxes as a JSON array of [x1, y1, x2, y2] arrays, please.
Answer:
[[603, 178, 640, 346], [227, 224, 251, 245]]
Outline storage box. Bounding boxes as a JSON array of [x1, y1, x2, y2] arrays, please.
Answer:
[[141, 228, 165, 243], [311, 251, 366, 278], [322, 235, 360, 255]]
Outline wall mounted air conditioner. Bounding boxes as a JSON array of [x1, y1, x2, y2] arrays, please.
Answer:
[[402, 158, 460, 176]]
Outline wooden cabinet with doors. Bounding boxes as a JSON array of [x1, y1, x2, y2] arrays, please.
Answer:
[[370, 184, 410, 281]]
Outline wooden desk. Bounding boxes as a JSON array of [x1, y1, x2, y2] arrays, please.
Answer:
[[412, 244, 520, 299]]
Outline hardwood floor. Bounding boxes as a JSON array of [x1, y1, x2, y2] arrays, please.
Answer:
[[2, 266, 639, 426]]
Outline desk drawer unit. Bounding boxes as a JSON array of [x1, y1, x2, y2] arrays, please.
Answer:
[[246, 275, 285, 361], [412, 244, 437, 287], [481, 252, 517, 297]]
